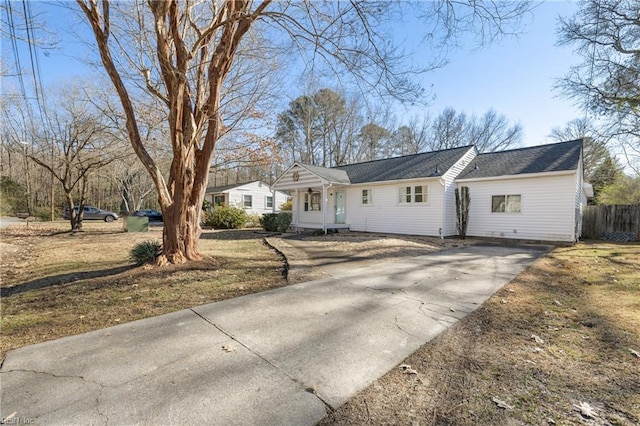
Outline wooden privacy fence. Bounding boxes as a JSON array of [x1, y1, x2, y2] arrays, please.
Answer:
[[581, 204, 640, 241]]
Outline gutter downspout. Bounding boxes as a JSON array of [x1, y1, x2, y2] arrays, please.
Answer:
[[440, 177, 446, 239]]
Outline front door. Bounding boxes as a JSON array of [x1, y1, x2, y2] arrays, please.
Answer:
[[335, 190, 346, 224]]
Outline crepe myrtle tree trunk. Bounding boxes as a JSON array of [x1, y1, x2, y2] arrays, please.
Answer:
[[159, 158, 208, 265]]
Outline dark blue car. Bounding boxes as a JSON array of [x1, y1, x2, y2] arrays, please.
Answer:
[[132, 209, 163, 222]]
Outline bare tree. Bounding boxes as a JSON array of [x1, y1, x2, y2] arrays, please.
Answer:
[[358, 122, 391, 161], [468, 109, 523, 152], [557, 0, 640, 173], [549, 118, 612, 181], [275, 88, 363, 167], [391, 115, 431, 156], [429, 107, 522, 152], [77, 0, 532, 264], [430, 107, 471, 151], [25, 87, 117, 230]]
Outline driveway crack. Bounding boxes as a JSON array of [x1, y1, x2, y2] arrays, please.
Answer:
[[1, 369, 108, 423], [189, 308, 335, 413], [394, 315, 417, 337]]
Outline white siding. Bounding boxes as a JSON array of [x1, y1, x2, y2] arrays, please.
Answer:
[[295, 190, 325, 224], [346, 179, 444, 236], [461, 173, 579, 242], [273, 165, 325, 190], [207, 181, 288, 215], [442, 147, 477, 236]]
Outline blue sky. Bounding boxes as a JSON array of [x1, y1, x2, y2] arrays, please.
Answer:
[[4, 1, 583, 149], [399, 1, 583, 147]]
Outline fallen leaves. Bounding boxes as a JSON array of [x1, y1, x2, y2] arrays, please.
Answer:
[[399, 364, 418, 375], [573, 401, 598, 419], [531, 334, 545, 344], [491, 396, 513, 410], [222, 345, 236, 352]]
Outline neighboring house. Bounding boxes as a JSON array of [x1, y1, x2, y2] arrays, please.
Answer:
[[271, 139, 591, 242], [204, 181, 289, 215]]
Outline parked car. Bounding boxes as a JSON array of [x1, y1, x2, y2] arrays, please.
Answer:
[[132, 209, 163, 222], [63, 206, 119, 222]]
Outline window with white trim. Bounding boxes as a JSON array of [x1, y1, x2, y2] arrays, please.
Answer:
[[243, 194, 253, 208], [213, 195, 225, 206], [361, 189, 372, 205], [266, 196, 273, 208], [491, 194, 521, 213], [398, 185, 428, 204], [304, 192, 321, 211]]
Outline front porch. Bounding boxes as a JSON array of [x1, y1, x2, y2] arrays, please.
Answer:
[[293, 222, 351, 232], [271, 162, 352, 235]]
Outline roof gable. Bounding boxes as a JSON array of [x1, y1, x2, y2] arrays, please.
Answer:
[[299, 163, 351, 184], [333, 145, 473, 184], [456, 139, 583, 180]]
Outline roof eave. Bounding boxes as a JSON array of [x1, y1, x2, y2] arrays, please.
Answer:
[[456, 169, 577, 183]]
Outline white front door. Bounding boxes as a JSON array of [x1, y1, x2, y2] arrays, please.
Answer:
[[335, 190, 346, 224]]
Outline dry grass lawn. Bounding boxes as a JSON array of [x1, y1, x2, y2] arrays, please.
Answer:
[[321, 242, 640, 425], [2, 223, 638, 425], [0, 221, 287, 360]]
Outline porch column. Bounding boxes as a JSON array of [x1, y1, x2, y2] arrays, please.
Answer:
[[294, 189, 299, 230], [322, 184, 327, 235], [272, 189, 276, 213]]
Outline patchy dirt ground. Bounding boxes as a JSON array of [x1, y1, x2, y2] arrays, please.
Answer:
[[267, 232, 477, 283], [316, 242, 640, 426]]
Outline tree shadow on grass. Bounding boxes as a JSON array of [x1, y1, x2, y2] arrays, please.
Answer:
[[199, 229, 277, 241], [1, 265, 136, 298]]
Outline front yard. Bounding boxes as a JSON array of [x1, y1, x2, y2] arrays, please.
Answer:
[[0, 222, 287, 360], [1, 222, 638, 424]]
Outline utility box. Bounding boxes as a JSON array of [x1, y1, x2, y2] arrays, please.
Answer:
[[125, 216, 149, 232]]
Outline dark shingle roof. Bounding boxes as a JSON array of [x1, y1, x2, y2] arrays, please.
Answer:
[[332, 145, 473, 184], [457, 139, 583, 180]]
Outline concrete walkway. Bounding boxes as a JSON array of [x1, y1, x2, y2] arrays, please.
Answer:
[[0, 244, 548, 425]]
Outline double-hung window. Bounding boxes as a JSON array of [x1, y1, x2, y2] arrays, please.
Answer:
[[398, 185, 428, 204], [304, 192, 321, 211], [243, 194, 253, 208], [266, 196, 274, 208], [491, 195, 521, 213], [361, 189, 372, 205]]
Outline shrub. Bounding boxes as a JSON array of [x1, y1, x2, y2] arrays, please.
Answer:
[[130, 240, 162, 265], [245, 212, 262, 228], [34, 207, 55, 222], [279, 200, 292, 211], [202, 206, 248, 229], [260, 212, 292, 233]]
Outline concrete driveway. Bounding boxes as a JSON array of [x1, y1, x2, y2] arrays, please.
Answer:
[[0, 244, 549, 425]]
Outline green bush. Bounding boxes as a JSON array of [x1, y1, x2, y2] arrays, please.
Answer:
[[260, 212, 292, 233], [130, 240, 162, 265], [0, 177, 27, 215], [202, 206, 248, 229], [34, 207, 54, 222]]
